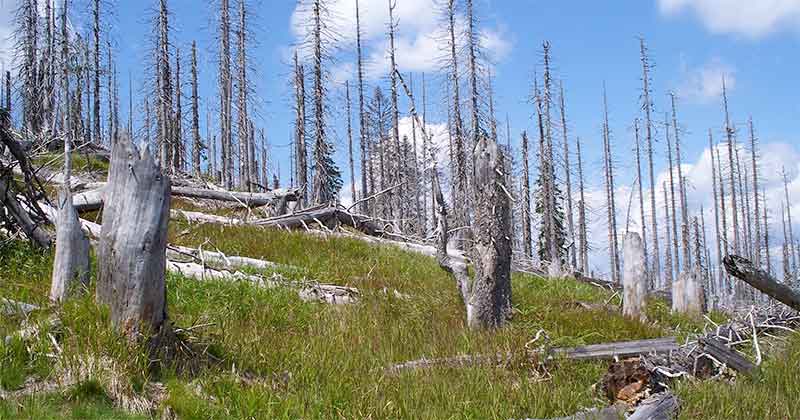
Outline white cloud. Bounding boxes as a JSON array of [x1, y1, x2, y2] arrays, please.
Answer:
[[676, 58, 735, 103], [658, 0, 800, 38]]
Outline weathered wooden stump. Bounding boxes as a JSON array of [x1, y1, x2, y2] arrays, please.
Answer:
[[623, 232, 647, 321], [468, 133, 512, 329], [49, 188, 90, 302], [672, 268, 704, 315], [96, 135, 171, 338]]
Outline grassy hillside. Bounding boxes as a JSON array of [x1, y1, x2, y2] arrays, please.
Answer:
[[1, 222, 798, 419]]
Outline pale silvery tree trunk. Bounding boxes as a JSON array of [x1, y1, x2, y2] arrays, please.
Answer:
[[749, 118, 762, 267], [576, 136, 589, 274], [466, 0, 481, 215], [260, 129, 267, 189], [663, 182, 674, 288], [559, 82, 576, 270], [387, 0, 402, 226], [410, 74, 423, 235], [782, 202, 791, 284], [722, 77, 740, 255], [50, 125, 90, 302], [96, 134, 170, 338], [93, 0, 101, 144], [634, 119, 650, 286], [446, 0, 467, 231], [60, 0, 70, 138], [355, 0, 369, 214], [219, 0, 233, 188], [716, 146, 730, 300], [157, 0, 172, 170], [236, 0, 249, 190], [174, 50, 183, 171], [763, 186, 771, 276], [521, 131, 532, 259], [191, 41, 202, 178], [623, 232, 647, 321], [709, 131, 723, 296], [542, 44, 559, 273], [346, 80, 356, 205], [602, 86, 620, 283], [783, 168, 797, 279], [640, 38, 661, 286], [294, 51, 307, 206], [665, 113, 680, 277], [671, 94, 691, 268]]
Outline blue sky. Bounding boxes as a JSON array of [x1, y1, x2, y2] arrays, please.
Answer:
[[1, 0, 798, 276]]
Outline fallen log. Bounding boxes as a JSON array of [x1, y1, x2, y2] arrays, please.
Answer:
[[548, 337, 678, 361], [71, 185, 301, 212], [0, 177, 52, 248], [170, 209, 244, 226], [166, 260, 357, 305], [697, 337, 756, 374], [724, 255, 800, 311], [1, 298, 39, 316], [166, 245, 285, 272], [627, 392, 680, 420], [384, 353, 514, 376]]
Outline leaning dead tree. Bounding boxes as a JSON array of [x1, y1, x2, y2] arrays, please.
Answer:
[[96, 134, 170, 338], [432, 134, 512, 329]]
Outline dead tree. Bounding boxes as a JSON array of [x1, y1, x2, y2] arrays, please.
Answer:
[[50, 131, 90, 302], [346, 80, 356, 205], [60, 0, 70, 138], [355, 0, 368, 213], [722, 77, 740, 255], [219, 0, 233, 188], [782, 167, 797, 279], [640, 38, 661, 286], [157, 0, 173, 170], [388, 0, 403, 225], [763, 186, 771, 276], [96, 134, 170, 338], [93, 0, 101, 144], [542, 44, 560, 274], [602, 86, 620, 283], [521, 131, 532, 259], [634, 119, 650, 286], [671, 94, 690, 268], [433, 135, 511, 330], [576, 136, 588, 274], [663, 181, 674, 288], [782, 202, 791, 284], [174, 49, 183, 171], [446, 0, 467, 230], [559, 82, 576, 269], [236, 0, 250, 190], [747, 118, 762, 267], [709, 130, 723, 294], [623, 232, 647, 321], [665, 113, 679, 278], [724, 255, 800, 311], [294, 51, 307, 206], [191, 41, 202, 178]]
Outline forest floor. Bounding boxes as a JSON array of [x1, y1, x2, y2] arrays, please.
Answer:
[[1, 165, 799, 419]]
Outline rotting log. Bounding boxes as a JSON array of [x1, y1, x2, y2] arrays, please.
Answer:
[[49, 189, 90, 302], [166, 245, 285, 272], [96, 135, 170, 338], [548, 337, 678, 361], [724, 255, 800, 311], [698, 337, 756, 374], [627, 391, 680, 420]]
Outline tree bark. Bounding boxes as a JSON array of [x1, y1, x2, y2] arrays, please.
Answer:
[[96, 135, 170, 337], [623, 232, 647, 321], [724, 255, 800, 311]]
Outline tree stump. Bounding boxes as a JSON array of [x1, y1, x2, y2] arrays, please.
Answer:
[[96, 135, 171, 338], [468, 133, 512, 329], [623, 232, 647, 321], [672, 268, 704, 315], [49, 188, 90, 302]]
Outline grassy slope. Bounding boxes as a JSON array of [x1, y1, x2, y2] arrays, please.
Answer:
[[0, 221, 797, 419]]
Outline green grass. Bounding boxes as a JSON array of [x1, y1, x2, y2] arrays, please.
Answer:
[[0, 223, 797, 419], [31, 152, 110, 176]]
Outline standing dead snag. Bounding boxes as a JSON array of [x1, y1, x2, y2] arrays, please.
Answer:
[[433, 133, 512, 330], [50, 139, 90, 302], [672, 268, 704, 316], [97, 135, 170, 338], [623, 232, 647, 321]]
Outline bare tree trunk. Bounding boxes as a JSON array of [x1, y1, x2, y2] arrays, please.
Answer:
[[576, 137, 588, 274], [623, 232, 647, 321], [355, 0, 368, 214], [219, 0, 233, 188], [763, 186, 771, 276], [96, 134, 170, 338], [345, 80, 356, 205], [410, 74, 422, 235], [446, 0, 467, 231], [634, 119, 650, 286], [387, 0, 403, 227], [294, 51, 307, 206], [671, 94, 690, 269], [543, 44, 559, 273], [640, 38, 661, 286], [783, 167, 797, 280], [602, 86, 620, 283], [50, 123, 90, 302], [663, 182, 674, 288], [174, 50, 183, 171], [709, 130, 723, 297], [716, 146, 730, 299], [521, 131, 532, 259], [157, 0, 172, 170], [665, 113, 680, 278], [469, 133, 512, 329], [559, 82, 576, 270], [92, 0, 101, 143], [722, 77, 740, 255], [747, 118, 762, 268], [191, 41, 202, 178], [236, 0, 249, 190], [60, 0, 70, 139]]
